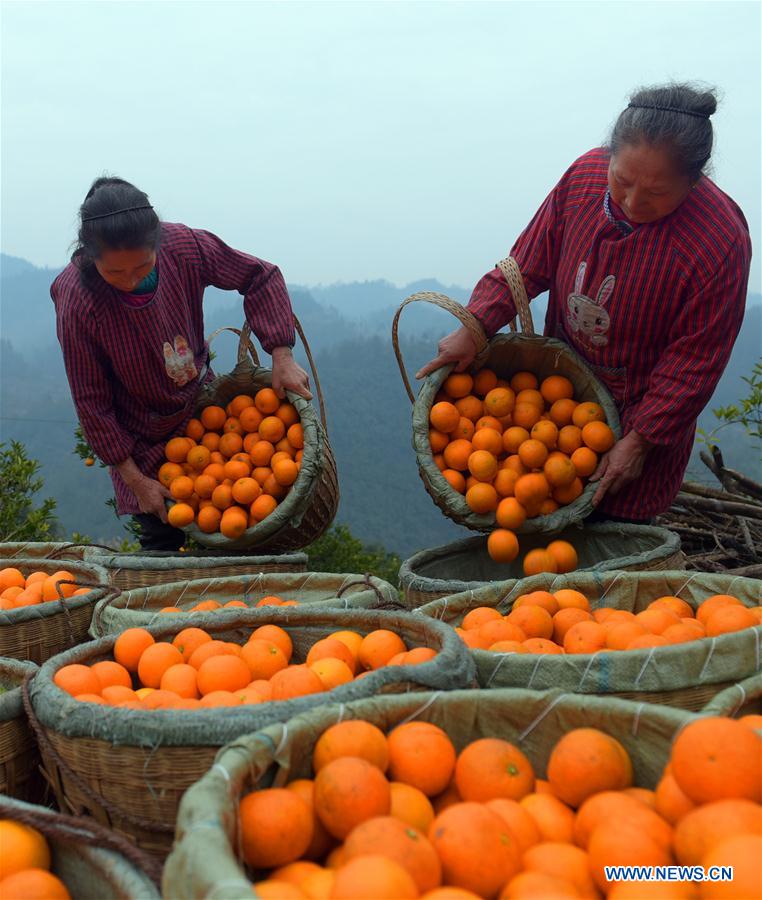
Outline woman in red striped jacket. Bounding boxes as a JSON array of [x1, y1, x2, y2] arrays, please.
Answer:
[[418, 83, 752, 523], [52, 177, 311, 550]]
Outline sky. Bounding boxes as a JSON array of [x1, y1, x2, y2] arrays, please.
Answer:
[[1, 0, 760, 294]]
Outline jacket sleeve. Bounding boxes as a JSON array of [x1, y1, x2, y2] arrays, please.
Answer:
[[54, 294, 136, 466], [467, 173, 564, 337], [628, 239, 751, 446], [189, 228, 296, 353]]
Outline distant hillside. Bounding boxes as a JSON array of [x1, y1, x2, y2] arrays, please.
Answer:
[[1, 253, 759, 551]]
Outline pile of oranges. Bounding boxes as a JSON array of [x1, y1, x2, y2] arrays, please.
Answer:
[[428, 369, 615, 565], [153, 594, 300, 615], [52, 625, 437, 710], [0, 820, 70, 899], [159, 389, 304, 539], [454, 590, 762, 656], [235, 713, 762, 899], [0, 567, 90, 611]]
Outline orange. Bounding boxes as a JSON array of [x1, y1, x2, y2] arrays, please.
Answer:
[[485, 798, 540, 854], [673, 799, 762, 865], [467, 450, 498, 482], [196, 654, 251, 695], [626, 633, 669, 650], [41, 573, 76, 602], [473, 369, 498, 396], [201, 432, 221, 452], [699, 833, 762, 899], [696, 593, 743, 625], [510, 371, 538, 392], [287, 423, 304, 449], [388, 722, 456, 797], [344, 816, 441, 893], [239, 640, 287, 680], [160, 663, 199, 699], [543, 455, 576, 489], [165, 436, 193, 463], [443, 374, 474, 400], [217, 432, 243, 458], [552, 477, 584, 506], [502, 426, 530, 454], [220, 507, 248, 540], [476, 415, 504, 433], [554, 589, 591, 612], [223, 458, 251, 481], [705, 604, 758, 636], [517, 439, 548, 469], [169, 475, 194, 501], [275, 402, 299, 426], [257, 416, 286, 445], [515, 388, 544, 410], [606, 621, 648, 650], [636, 607, 681, 634], [442, 469, 466, 493], [200, 405, 227, 431], [54, 664, 101, 698], [101, 685, 140, 704], [608, 883, 695, 899], [508, 605, 553, 640], [359, 630, 407, 670], [251, 624, 292, 662], [171, 627, 212, 662], [270, 665, 325, 701], [549, 398, 578, 428], [496, 497, 526, 530], [430, 429, 450, 453], [461, 607, 502, 630], [574, 790, 673, 851], [390, 782, 436, 836], [330, 855, 418, 900], [563, 620, 606, 654], [430, 402, 461, 434], [568, 447, 596, 477], [0, 869, 70, 899], [522, 841, 597, 898], [230, 477, 260, 505], [556, 426, 583, 456], [520, 793, 574, 843], [250, 440, 275, 467], [476, 619, 527, 648], [314, 756, 391, 839], [0, 568, 26, 592], [483, 387, 515, 418], [313, 720, 389, 773], [194, 473, 217, 500], [158, 462, 184, 488], [273, 458, 299, 487], [252, 387, 279, 415], [90, 660, 131, 691], [453, 417, 475, 441], [471, 427, 502, 456], [465, 482, 498, 514], [114, 628, 155, 673], [239, 787, 313, 869], [581, 420, 615, 453], [196, 506, 222, 534], [588, 821, 673, 892], [137, 642, 183, 688], [307, 638, 357, 674], [670, 716, 762, 804], [540, 375, 574, 404], [649, 596, 694, 618], [530, 420, 559, 449], [546, 540, 578, 574], [522, 548, 557, 576], [238, 406, 264, 434], [512, 402, 542, 430], [428, 803, 521, 897], [186, 444, 211, 471], [167, 502, 194, 528], [487, 529, 519, 564], [547, 728, 633, 807], [455, 738, 534, 802], [455, 395, 484, 422], [514, 591, 558, 616], [250, 494, 278, 522], [501, 871, 579, 898], [284, 779, 333, 861], [572, 402, 605, 428], [552, 608, 592, 644], [442, 440, 472, 471], [514, 473, 550, 508]]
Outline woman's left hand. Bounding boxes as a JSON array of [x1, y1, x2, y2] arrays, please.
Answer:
[[590, 429, 653, 506], [271, 346, 312, 400]]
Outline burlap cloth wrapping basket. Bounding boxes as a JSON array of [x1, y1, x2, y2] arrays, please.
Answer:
[[0, 557, 112, 663], [82, 545, 307, 592], [26, 607, 475, 855], [89, 571, 402, 638], [163, 687, 691, 899], [0, 793, 160, 898], [399, 522, 683, 607], [702, 672, 762, 720], [173, 321, 339, 552], [392, 256, 621, 535], [415, 570, 762, 710], [0, 541, 87, 561], [0, 656, 39, 800]]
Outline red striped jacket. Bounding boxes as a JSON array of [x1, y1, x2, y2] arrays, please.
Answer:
[[52, 223, 295, 514], [468, 148, 751, 519]]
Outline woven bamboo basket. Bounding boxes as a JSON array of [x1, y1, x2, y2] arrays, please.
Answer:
[[0, 541, 87, 561], [392, 256, 621, 535], [0, 657, 39, 800], [399, 523, 683, 607], [90, 570, 402, 638], [0, 557, 112, 663], [82, 546, 307, 592], [702, 672, 762, 720], [27, 607, 474, 855], [164, 688, 691, 898], [172, 320, 338, 553], [0, 793, 161, 898], [415, 570, 762, 710]]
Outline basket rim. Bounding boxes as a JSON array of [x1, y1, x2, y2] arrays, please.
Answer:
[[413, 333, 622, 533]]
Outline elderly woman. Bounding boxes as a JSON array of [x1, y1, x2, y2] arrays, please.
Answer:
[[53, 177, 311, 549], [418, 83, 752, 523]]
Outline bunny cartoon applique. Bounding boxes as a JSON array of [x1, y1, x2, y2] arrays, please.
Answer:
[[566, 262, 615, 351], [163, 335, 198, 387]]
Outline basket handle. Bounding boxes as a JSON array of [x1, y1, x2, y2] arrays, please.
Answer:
[[206, 325, 261, 366], [496, 256, 535, 336], [392, 292, 489, 404]]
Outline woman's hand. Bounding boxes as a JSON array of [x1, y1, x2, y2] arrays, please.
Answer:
[[416, 326, 478, 380], [132, 477, 173, 523], [590, 429, 653, 506], [271, 346, 312, 400]]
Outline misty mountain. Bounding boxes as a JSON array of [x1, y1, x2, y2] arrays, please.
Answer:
[[1, 253, 760, 552]]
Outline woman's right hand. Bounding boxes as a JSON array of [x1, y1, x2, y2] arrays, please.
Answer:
[[132, 476, 173, 523], [415, 326, 479, 380]]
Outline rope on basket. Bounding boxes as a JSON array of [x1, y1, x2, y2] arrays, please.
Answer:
[[0, 793, 164, 886], [52, 580, 114, 649], [20, 675, 175, 836]]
